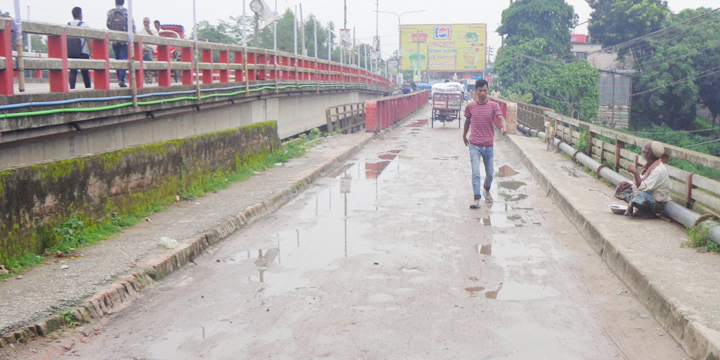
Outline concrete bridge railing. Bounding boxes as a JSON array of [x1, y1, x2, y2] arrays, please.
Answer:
[[0, 19, 390, 96]]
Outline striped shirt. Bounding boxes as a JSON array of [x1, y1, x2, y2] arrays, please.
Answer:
[[464, 100, 503, 146]]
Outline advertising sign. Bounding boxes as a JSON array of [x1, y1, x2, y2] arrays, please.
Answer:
[[340, 29, 352, 50], [400, 23, 486, 72], [388, 61, 398, 74]]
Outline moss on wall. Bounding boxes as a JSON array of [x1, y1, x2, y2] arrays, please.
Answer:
[[0, 121, 280, 266]]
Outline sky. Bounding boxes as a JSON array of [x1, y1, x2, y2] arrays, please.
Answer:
[[4, 0, 718, 61]]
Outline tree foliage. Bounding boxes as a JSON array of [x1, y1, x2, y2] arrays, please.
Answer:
[[497, 0, 577, 57], [194, 9, 373, 66], [495, 1, 600, 121], [587, 0, 669, 49], [630, 8, 720, 129]]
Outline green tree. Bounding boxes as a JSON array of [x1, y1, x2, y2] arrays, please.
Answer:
[[196, 20, 236, 45], [630, 8, 720, 129], [495, 39, 600, 121], [494, 1, 600, 121], [587, 0, 669, 50], [497, 0, 577, 57]]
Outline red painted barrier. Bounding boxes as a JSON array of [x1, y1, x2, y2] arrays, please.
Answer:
[[365, 90, 429, 132], [0, 21, 393, 96]]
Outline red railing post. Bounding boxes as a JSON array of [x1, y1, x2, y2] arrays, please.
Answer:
[[133, 36, 144, 89], [157, 39, 171, 87], [233, 50, 243, 82], [0, 19, 15, 95], [247, 52, 256, 81], [181, 46, 193, 85], [202, 48, 213, 84], [219, 48, 229, 83], [91, 33, 111, 90], [47, 29, 69, 93]]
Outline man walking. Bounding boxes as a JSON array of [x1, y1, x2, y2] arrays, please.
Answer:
[[462, 79, 507, 209], [106, 0, 135, 87], [68, 7, 91, 89]]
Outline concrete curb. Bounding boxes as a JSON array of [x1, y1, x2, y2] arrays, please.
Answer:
[[0, 133, 375, 349], [504, 134, 720, 360]]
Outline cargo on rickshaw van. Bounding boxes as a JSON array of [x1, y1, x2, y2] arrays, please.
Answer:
[[430, 83, 464, 128]]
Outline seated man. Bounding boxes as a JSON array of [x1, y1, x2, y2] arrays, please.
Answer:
[[615, 141, 670, 218]]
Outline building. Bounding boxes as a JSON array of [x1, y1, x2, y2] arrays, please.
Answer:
[[571, 34, 634, 128], [571, 34, 633, 71]]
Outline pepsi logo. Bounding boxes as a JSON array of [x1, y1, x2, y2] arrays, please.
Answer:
[[434, 27, 452, 39]]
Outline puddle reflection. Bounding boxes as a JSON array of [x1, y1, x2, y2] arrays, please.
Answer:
[[498, 181, 526, 190], [497, 165, 518, 177]]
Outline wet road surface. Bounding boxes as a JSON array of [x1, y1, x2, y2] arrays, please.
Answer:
[[17, 108, 687, 359]]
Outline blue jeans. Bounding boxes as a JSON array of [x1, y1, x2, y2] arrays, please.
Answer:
[[469, 144, 494, 200], [113, 43, 128, 83]]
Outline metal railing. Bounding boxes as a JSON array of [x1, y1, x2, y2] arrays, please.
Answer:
[[0, 19, 390, 96], [494, 96, 720, 217], [365, 90, 429, 132], [326, 102, 365, 134]]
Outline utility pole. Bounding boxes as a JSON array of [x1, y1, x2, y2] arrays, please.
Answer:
[[328, 28, 331, 60], [314, 19, 318, 59], [376, 0, 379, 40], [253, 12, 260, 47], [352, 28, 355, 66], [26, 6, 31, 53], [344, 0, 347, 30], [300, 4, 306, 56], [415, 30, 421, 81], [293, 6, 297, 60]]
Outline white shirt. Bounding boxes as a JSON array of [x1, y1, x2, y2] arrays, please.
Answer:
[[139, 26, 159, 52], [68, 19, 90, 56], [634, 162, 671, 203]]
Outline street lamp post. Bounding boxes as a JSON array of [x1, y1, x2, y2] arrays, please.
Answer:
[[374, 10, 424, 83], [250, 0, 263, 47]]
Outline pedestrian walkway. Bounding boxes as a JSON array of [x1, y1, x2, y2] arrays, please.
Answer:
[[0, 131, 373, 339], [507, 133, 720, 359]]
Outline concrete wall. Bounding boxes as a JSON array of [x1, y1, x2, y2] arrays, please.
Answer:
[[0, 91, 379, 171], [0, 121, 280, 265]]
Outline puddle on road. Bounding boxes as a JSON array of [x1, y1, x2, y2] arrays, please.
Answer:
[[500, 193, 529, 202], [478, 244, 492, 255], [366, 150, 402, 179], [406, 119, 428, 127], [226, 149, 414, 294], [485, 283, 503, 299], [497, 165, 519, 177], [465, 286, 485, 294], [498, 181, 526, 190], [482, 214, 523, 228], [486, 281, 561, 301]]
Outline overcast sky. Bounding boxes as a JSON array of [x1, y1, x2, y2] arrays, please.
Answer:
[[6, 0, 718, 60]]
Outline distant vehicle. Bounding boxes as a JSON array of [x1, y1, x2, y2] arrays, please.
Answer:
[[430, 83, 464, 128]]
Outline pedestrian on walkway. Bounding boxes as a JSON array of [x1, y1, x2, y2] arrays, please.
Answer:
[[139, 17, 158, 61], [615, 141, 670, 218], [462, 79, 507, 209], [106, 0, 135, 88], [68, 7, 91, 89]]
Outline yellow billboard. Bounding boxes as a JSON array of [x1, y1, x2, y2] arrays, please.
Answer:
[[400, 23, 487, 72]]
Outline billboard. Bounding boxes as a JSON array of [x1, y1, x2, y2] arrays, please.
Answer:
[[388, 61, 398, 74], [340, 29, 352, 50], [400, 23, 486, 72]]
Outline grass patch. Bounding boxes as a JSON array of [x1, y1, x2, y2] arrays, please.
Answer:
[[2, 135, 325, 275], [59, 311, 80, 327], [0, 253, 43, 279], [682, 221, 720, 253]]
